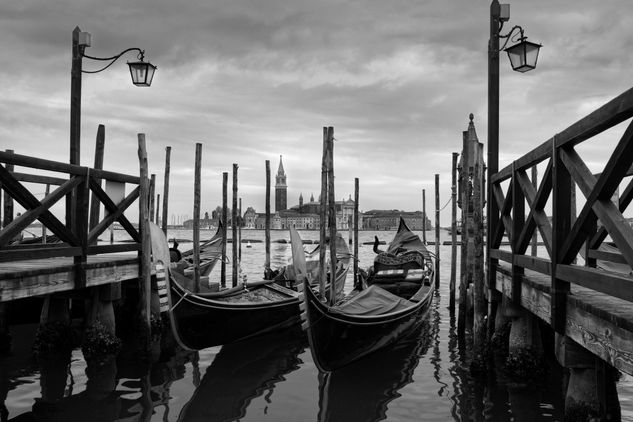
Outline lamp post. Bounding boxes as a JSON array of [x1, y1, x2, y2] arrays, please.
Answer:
[[70, 26, 156, 166], [486, 1, 541, 321]]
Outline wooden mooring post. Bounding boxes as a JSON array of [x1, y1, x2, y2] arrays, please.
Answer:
[[434, 174, 440, 289], [326, 127, 337, 305], [193, 143, 202, 292], [450, 152, 458, 311], [319, 128, 328, 299], [161, 146, 171, 235], [149, 174, 156, 223], [221, 172, 228, 288], [239, 197, 242, 263], [353, 177, 359, 289], [422, 189, 427, 244], [265, 160, 271, 277], [232, 163, 239, 287], [137, 134, 152, 347]]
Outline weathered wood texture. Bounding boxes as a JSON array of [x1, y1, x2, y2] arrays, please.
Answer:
[[0, 255, 139, 302], [193, 144, 202, 291], [161, 146, 171, 234], [232, 163, 239, 287], [489, 86, 633, 375], [496, 265, 633, 376], [265, 160, 271, 271]]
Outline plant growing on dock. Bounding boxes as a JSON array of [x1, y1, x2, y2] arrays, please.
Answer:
[[33, 320, 76, 356], [82, 320, 121, 362]]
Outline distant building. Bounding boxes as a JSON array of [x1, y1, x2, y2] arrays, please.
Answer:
[[362, 210, 431, 231], [244, 193, 361, 230]]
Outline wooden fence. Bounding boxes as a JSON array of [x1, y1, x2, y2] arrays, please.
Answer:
[[489, 87, 633, 334], [0, 150, 141, 285]]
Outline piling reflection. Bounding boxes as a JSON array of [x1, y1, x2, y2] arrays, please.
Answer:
[[177, 327, 306, 422], [317, 320, 431, 422]]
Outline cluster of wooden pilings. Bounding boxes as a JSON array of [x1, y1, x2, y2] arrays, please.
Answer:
[[450, 107, 630, 420]]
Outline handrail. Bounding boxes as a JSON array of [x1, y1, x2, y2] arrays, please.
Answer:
[[488, 86, 633, 336], [0, 152, 142, 266], [0, 150, 139, 184]]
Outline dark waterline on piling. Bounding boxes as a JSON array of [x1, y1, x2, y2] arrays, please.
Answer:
[[3, 229, 633, 421]]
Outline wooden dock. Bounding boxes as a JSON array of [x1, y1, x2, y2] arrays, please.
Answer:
[[0, 135, 154, 336], [487, 86, 633, 380], [0, 253, 140, 302]]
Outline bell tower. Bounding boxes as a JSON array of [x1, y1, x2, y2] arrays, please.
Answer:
[[275, 155, 287, 211]]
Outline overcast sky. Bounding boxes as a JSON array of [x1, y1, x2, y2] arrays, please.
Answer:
[[2, 0, 632, 225]]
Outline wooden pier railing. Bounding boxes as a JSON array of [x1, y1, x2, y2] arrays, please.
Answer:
[[489, 87, 633, 340], [0, 150, 141, 285]]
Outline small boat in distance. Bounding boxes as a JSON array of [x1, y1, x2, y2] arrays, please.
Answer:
[[297, 218, 435, 372]]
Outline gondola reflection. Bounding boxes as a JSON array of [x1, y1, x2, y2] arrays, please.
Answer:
[[317, 320, 432, 422], [177, 327, 306, 422]]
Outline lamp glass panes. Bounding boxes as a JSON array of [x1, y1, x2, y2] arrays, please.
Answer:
[[127, 61, 157, 86], [505, 39, 541, 73]]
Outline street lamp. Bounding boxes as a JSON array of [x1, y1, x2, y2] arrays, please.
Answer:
[[70, 26, 157, 166], [486, 0, 541, 321]]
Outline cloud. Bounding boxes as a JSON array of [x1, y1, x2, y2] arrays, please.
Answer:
[[0, 0, 631, 225]]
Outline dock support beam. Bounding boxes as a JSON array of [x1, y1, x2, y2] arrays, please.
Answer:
[[556, 334, 620, 420]]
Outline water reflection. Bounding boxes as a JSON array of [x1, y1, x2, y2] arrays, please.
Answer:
[[177, 327, 306, 422], [317, 320, 432, 422]]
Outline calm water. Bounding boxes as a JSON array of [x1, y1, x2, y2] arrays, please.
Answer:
[[3, 228, 632, 421]]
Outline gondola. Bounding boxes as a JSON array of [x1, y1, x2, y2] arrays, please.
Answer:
[[150, 222, 301, 350], [177, 327, 306, 421], [298, 217, 435, 372], [174, 222, 225, 277]]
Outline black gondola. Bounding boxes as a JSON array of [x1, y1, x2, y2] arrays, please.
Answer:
[[150, 222, 301, 350], [298, 218, 435, 372]]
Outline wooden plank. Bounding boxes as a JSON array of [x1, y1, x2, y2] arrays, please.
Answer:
[[514, 255, 552, 275], [0, 246, 83, 262], [566, 304, 633, 376], [11, 172, 66, 186], [496, 270, 551, 322], [87, 181, 140, 244], [495, 140, 552, 182], [551, 142, 572, 333], [0, 150, 139, 184], [86, 244, 141, 254], [490, 184, 508, 248], [587, 248, 628, 265], [496, 264, 633, 376], [591, 176, 633, 249], [0, 177, 80, 246], [490, 248, 512, 263], [555, 86, 633, 149], [0, 166, 80, 246], [560, 133, 633, 264], [557, 264, 633, 303], [515, 166, 554, 257], [89, 124, 106, 241]]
